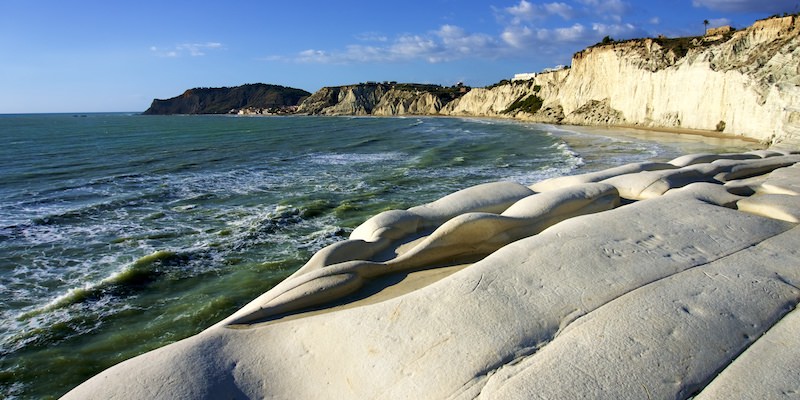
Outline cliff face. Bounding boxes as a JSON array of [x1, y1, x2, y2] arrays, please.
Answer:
[[297, 83, 467, 116], [372, 89, 443, 115], [296, 15, 800, 143], [143, 84, 310, 115], [296, 84, 391, 115], [553, 15, 800, 143], [442, 15, 800, 144], [162, 16, 796, 143], [441, 81, 538, 116]]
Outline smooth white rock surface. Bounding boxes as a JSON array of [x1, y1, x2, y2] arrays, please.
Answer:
[[62, 151, 800, 400]]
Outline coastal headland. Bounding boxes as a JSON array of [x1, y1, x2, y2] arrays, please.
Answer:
[[65, 16, 800, 399], [146, 15, 800, 147]]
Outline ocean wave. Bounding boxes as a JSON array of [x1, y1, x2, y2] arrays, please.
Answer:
[[0, 199, 341, 355], [0, 249, 185, 355], [306, 152, 406, 166], [17, 250, 190, 319], [554, 140, 586, 169]]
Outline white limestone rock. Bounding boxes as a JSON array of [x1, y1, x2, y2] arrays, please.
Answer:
[[225, 183, 619, 325], [668, 152, 760, 167], [440, 17, 800, 144], [738, 193, 800, 222], [695, 304, 800, 398], [529, 161, 675, 192], [62, 150, 800, 400], [758, 163, 800, 195]]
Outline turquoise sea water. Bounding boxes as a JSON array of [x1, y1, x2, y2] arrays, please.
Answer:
[[0, 113, 754, 399]]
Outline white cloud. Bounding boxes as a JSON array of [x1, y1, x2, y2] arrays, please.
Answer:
[[554, 23, 588, 41], [591, 22, 638, 37], [578, 0, 628, 14], [544, 2, 577, 19], [501, 21, 640, 49], [501, 25, 535, 48], [355, 32, 389, 42], [505, 0, 576, 22], [267, 1, 648, 67], [150, 42, 223, 57], [391, 35, 442, 62], [692, 0, 797, 13], [506, 0, 537, 22], [577, 0, 628, 21], [435, 25, 496, 58], [707, 18, 732, 28], [273, 25, 501, 64]]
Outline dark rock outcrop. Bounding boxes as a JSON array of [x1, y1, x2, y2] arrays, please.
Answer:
[[143, 84, 310, 115]]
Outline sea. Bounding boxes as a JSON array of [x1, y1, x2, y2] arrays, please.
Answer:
[[0, 113, 755, 399]]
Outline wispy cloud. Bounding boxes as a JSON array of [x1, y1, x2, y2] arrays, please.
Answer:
[[269, 25, 499, 64], [505, 0, 577, 22], [354, 32, 389, 42], [266, 0, 647, 65], [499, 0, 642, 51], [150, 42, 224, 57], [577, 0, 628, 22], [707, 18, 732, 28]]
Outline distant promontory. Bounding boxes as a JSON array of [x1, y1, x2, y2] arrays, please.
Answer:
[[142, 83, 310, 115]]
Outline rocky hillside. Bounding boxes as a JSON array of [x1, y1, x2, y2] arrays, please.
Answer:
[[294, 16, 798, 145], [296, 83, 390, 115], [143, 84, 310, 115], [443, 15, 800, 144], [296, 83, 468, 116], [143, 17, 798, 144]]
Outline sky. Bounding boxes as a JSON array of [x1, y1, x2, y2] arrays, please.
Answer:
[[0, 0, 797, 113]]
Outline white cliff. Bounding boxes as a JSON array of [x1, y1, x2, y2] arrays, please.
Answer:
[[293, 16, 799, 144], [440, 80, 540, 116], [442, 16, 800, 144], [296, 84, 390, 115], [372, 89, 443, 116]]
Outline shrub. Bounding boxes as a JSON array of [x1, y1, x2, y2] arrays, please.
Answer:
[[485, 79, 511, 89], [503, 94, 544, 114]]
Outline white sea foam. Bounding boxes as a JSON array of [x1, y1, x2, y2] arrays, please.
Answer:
[[307, 152, 406, 166]]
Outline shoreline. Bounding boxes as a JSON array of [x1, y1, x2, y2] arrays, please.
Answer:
[[246, 112, 768, 148], [440, 113, 765, 146], [560, 123, 764, 147], [608, 123, 763, 143]]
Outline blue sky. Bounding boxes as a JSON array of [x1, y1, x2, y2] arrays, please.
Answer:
[[0, 0, 796, 113]]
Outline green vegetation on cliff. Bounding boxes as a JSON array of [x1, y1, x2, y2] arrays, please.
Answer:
[[143, 84, 310, 115], [503, 94, 544, 115], [392, 83, 468, 102]]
